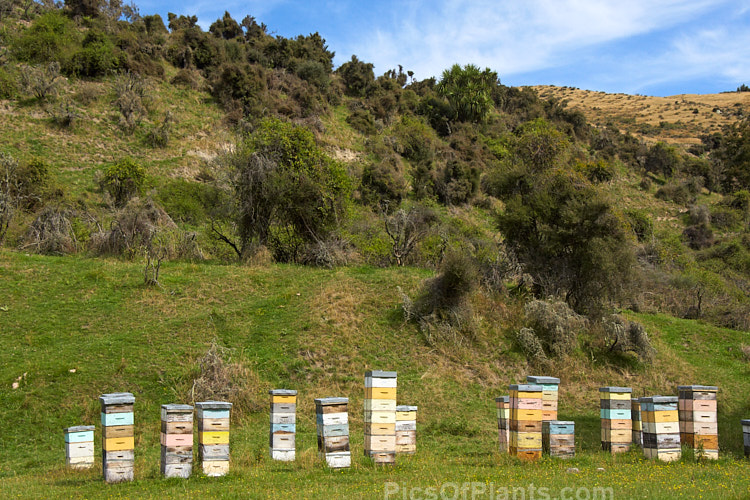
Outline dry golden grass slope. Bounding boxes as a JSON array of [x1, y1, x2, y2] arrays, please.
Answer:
[[531, 85, 750, 146]]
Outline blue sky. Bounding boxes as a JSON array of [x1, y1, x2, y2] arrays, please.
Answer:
[[135, 0, 750, 96]]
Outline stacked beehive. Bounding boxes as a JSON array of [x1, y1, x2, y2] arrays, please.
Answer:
[[509, 383, 543, 461], [542, 420, 575, 458], [599, 387, 632, 453], [315, 397, 351, 468], [495, 396, 510, 453], [160, 404, 193, 478], [269, 389, 297, 461], [527, 376, 559, 421], [395, 405, 417, 455], [63, 425, 95, 469], [100, 392, 135, 483], [743, 419, 750, 457], [678, 385, 718, 460], [195, 401, 232, 476], [631, 398, 643, 447], [364, 370, 397, 465], [641, 396, 680, 461]]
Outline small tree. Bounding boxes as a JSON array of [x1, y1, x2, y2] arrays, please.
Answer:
[[216, 118, 352, 261], [383, 205, 437, 266], [436, 64, 497, 123]]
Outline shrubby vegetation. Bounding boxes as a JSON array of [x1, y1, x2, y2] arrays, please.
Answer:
[[0, 0, 748, 368]]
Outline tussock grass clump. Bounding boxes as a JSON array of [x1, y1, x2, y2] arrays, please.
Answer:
[[601, 314, 655, 362], [190, 340, 263, 417], [403, 250, 478, 345], [518, 299, 587, 359]]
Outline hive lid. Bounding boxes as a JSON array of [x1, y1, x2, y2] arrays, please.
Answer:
[[195, 401, 233, 410], [64, 425, 95, 433], [269, 389, 298, 396], [677, 385, 718, 391], [526, 376, 560, 384], [99, 392, 135, 405], [598, 387, 632, 393], [495, 396, 510, 402], [509, 384, 542, 391], [742, 419, 750, 426], [640, 396, 678, 403], [314, 397, 348, 405], [161, 403, 193, 412], [543, 420, 574, 426], [365, 370, 397, 378], [396, 405, 417, 411]]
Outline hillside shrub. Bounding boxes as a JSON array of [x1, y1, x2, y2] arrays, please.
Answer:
[[346, 108, 377, 136], [23, 205, 77, 255], [12, 11, 79, 65], [69, 30, 121, 77], [515, 327, 547, 364], [0, 66, 19, 99], [360, 157, 408, 207], [113, 71, 147, 133], [98, 157, 146, 207], [624, 209, 654, 243], [89, 197, 176, 257], [407, 250, 478, 345], [156, 178, 223, 224], [655, 178, 701, 205], [19, 62, 62, 101]]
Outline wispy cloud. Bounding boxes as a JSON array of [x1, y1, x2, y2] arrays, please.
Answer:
[[347, 0, 734, 84]]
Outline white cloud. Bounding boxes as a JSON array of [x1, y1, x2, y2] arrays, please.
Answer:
[[347, 0, 733, 81]]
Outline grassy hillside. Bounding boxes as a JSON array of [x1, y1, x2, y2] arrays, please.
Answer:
[[0, 249, 748, 498], [532, 85, 750, 145], [1, 5, 750, 498]]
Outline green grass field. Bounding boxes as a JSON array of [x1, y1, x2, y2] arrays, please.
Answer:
[[1, 249, 749, 499]]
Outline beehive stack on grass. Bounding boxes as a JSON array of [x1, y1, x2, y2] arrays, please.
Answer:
[[269, 389, 297, 461], [195, 401, 232, 476], [364, 370, 397, 465], [160, 404, 193, 478], [100, 392, 135, 483], [509, 384, 543, 461], [542, 420, 575, 458], [495, 396, 509, 453], [395, 405, 417, 455], [599, 387, 632, 453], [64, 425, 95, 469], [641, 396, 681, 462], [315, 397, 351, 468], [678, 385, 718, 460]]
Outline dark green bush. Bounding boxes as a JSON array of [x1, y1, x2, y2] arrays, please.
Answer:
[[346, 108, 377, 135], [0, 66, 19, 99], [156, 178, 223, 224], [12, 11, 79, 65], [69, 30, 121, 77], [336, 55, 374, 97], [624, 209, 654, 243]]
